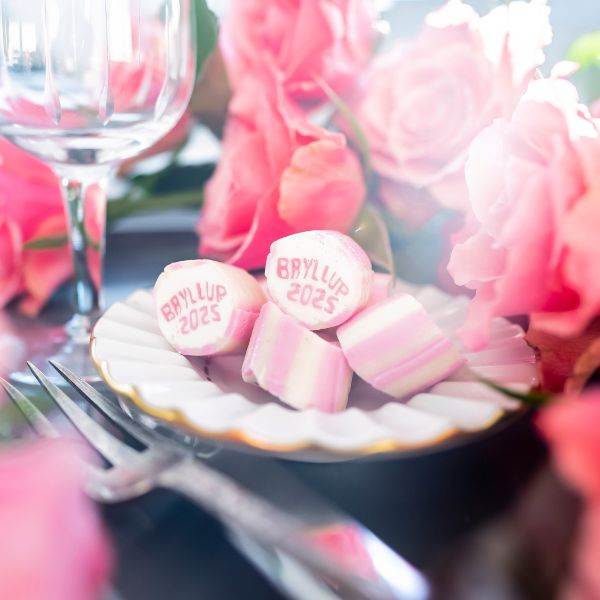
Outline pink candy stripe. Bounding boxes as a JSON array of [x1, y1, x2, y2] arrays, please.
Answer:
[[312, 349, 352, 413], [372, 338, 464, 393], [224, 307, 260, 349], [308, 344, 344, 412], [241, 307, 267, 382], [268, 314, 303, 397], [342, 309, 434, 365]]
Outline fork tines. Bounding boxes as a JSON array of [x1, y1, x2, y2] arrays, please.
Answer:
[[26, 362, 140, 466], [0, 377, 59, 439], [0, 362, 183, 503]]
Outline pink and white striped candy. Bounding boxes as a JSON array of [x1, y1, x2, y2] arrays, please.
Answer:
[[265, 230, 373, 330], [365, 272, 394, 308], [242, 302, 353, 412], [155, 260, 266, 356], [337, 294, 465, 399]]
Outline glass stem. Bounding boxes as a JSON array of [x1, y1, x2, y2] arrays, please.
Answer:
[[55, 165, 113, 342]]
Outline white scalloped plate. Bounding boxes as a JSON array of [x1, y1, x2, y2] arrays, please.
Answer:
[[91, 281, 538, 462]]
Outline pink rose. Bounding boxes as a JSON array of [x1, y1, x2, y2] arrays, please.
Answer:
[[538, 391, 600, 599], [221, 0, 376, 102], [562, 505, 600, 600], [19, 215, 74, 317], [0, 140, 72, 314], [355, 0, 551, 210], [0, 217, 22, 308], [447, 79, 600, 350], [0, 439, 112, 600], [198, 72, 365, 270], [538, 391, 600, 500]]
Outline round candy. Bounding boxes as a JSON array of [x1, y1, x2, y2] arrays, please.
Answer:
[[265, 230, 373, 330], [154, 260, 266, 356]]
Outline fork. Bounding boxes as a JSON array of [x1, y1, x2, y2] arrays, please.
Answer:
[[1, 362, 429, 600]]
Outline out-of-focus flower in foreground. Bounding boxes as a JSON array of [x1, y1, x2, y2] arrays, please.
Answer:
[[538, 390, 600, 600], [0, 439, 112, 600]]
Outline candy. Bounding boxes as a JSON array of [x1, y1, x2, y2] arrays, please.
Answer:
[[265, 230, 373, 330], [365, 272, 394, 307], [155, 260, 266, 356], [242, 302, 353, 412], [337, 294, 464, 399]]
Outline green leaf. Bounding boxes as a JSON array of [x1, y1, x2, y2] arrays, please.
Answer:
[[107, 188, 204, 222], [192, 0, 219, 82], [24, 234, 68, 250], [351, 204, 395, 277], [567, 31, 600, 69], [569, 65, 600, 106], [477, 377, 553, 408]]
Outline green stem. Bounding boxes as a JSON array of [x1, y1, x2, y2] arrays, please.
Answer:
[[106, 189, 204, 222], [315, 76, 373, 182], [24, 234, 69, 250], [478, 376, 553, 407], [24, 189, 204, 250]]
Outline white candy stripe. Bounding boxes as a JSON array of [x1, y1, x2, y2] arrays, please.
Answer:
[[349, 322, 443, 380], [382, 349, 463, 398], [284, 329, 322, 410], [337, 294, 420, 348]]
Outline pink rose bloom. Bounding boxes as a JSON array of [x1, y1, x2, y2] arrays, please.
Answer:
[[0, 217, 22, 308], [0, 140, 73, 315], [0, 139, 109, 315], [355, 0, 551, 210], [198, 71, 365, 270], [447, 79, 600, 350], [562, 505, 600, 600], [221, 0, 376, 102], [0, 439, 112, 600], [538, 391, 600, 599], [538, 391, 600, 500]]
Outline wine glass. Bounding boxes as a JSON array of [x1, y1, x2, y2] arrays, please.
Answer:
[[0, 0, 196, 382]]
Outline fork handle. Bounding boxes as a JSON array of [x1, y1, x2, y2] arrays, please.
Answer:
[[158, 459, 411, 600]]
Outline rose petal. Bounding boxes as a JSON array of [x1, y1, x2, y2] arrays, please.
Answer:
[[278, 139, 365, 232]]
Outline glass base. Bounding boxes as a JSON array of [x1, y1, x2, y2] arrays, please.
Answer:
[[4, 311, 101, 387]]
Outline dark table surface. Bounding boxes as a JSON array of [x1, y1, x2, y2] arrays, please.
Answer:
[[90, 228, 554, 600]]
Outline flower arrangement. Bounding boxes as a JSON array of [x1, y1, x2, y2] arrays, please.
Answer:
[[1, 1, 600, 596]]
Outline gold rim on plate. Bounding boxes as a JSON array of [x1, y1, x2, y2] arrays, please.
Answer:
[[90, 335, 479, 457]]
